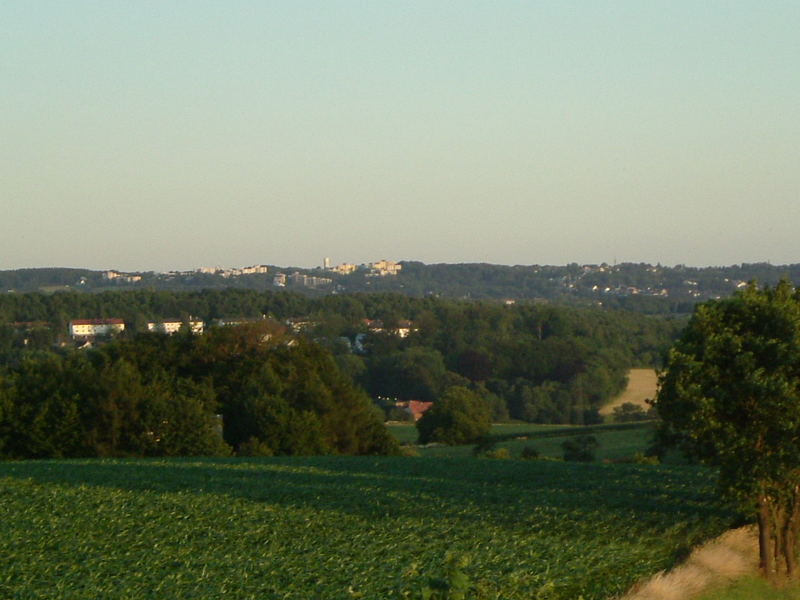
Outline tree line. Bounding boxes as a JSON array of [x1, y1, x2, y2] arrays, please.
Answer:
[[5, 262, 800, 312], [0, 322, 397, 459], [0, 288, 682, 433]]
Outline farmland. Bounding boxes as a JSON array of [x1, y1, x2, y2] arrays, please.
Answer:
[[600, 368, 659, 416], [389, 421, 660, 461], [0, 456, 733, 599]]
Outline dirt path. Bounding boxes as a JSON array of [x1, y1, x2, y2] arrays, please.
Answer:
[[601, 368, 658, 416], [619, 526, 759, 600]]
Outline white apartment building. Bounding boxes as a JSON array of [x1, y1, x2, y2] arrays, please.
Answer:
[[147, 319, 205, 335], [69, 318, 125, 338], [369, 260, 402, 276]]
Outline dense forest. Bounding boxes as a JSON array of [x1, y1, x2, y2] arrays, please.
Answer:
[[0, 289, 682, 450], [0, 322, 397, 459]]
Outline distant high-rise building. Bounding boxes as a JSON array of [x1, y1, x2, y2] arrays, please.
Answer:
[[324, 257, 331, 269]]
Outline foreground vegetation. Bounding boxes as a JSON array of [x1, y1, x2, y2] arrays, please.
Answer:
[[696, 577, 800, 600], [0, 456, 733, 599]]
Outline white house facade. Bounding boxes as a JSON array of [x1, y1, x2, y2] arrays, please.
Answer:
[[69, 318, 125, 338]]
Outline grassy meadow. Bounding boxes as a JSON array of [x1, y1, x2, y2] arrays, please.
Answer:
[[389, 421, 660, 461], [0, 453, 733, 599]]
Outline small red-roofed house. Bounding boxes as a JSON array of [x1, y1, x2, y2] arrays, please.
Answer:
[[395, 400, 434, 421]]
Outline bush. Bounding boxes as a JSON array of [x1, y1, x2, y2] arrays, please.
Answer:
[[612, 402, 649, 422], [611, 452, 660, 465], [482, 448, 510, 460], [631, 452, 659, 465], [521, 446, 539, 460], [399, 445, 420, 457], [471, 436, 496, 457], [562, 435, 599, 462], [237, 436, 274, 457]]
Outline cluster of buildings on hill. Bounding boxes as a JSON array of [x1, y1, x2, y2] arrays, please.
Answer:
[[195, 265, 269, 278], [270, 259, 402, 290], [65, 315, 419, 342], [102, 265, 271, 284], [102, 271, 142, 283], [362, 319, 417, 338], [100, 260, 402, 291], [323, 259, 402, 277], [272, 272, 333, 289], [68, 318, 206, 339]]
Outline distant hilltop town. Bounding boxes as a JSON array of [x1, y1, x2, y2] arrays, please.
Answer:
[[106, 264, 270, 281], [99, 259, 402, 292], [323, 258, 402, 277], [3, 261, 800, 312]]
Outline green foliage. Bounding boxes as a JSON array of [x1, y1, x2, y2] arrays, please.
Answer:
[[420, 554, 472, 600], [611, 452, 660, 465], [521, 446, 540, 460], [417, 387, 491, 445], [0, 323, 398, 458], [655, 281, 800, 578], [0, 287, 680, 427], [399, 445, 420, 457], [631, 452, 659, 465], [482, 447, 510, 460], [0, 351, 230, 459], [367, 346, 449, 402], [612, 402, 650, 422], [0, 456, 734, 599], [562, 435, 599, 462]]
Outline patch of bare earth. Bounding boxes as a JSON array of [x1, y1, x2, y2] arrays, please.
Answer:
[[601, 368, 659, 416], [619, 526, 759, 600]]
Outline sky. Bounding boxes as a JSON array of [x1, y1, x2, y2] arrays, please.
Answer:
[[2, 1, 799, 272]]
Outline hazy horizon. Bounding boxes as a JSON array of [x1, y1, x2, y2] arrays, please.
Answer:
[[3, 2, 798, 272], [5, 256, 800, 274]]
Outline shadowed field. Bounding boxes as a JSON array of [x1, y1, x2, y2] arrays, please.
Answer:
[[0, 456, 733, 599]]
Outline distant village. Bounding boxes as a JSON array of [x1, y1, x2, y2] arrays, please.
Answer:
[[3, 260, 792, 308], [103, 259, 402, 291], [64, 314, 416, 342]]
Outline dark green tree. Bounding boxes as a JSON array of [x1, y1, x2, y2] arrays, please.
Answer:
[[561, 435, 598, 462], [612, 402, 649, 422], [416, 386, 491, 445], [655, 281, 800, 580]]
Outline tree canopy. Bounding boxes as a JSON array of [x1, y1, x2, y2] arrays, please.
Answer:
[[0, 323, 398, 458], [655, 281, 800, 579], [0, 287, 682, 426], [416, 386, 491, 445]]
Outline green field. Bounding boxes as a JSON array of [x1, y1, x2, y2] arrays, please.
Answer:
[[0, 456, 733, 599], [388, 422, 596, 446], [390, 422, 661, 461]]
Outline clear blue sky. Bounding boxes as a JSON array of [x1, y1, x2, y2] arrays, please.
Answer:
[[2, 1, 798, 271]]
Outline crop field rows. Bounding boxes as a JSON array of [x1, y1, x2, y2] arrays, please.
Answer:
[[0, 457, 732, 599]]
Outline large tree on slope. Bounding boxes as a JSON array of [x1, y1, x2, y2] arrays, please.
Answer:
[[655, 281, 800, 579]]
